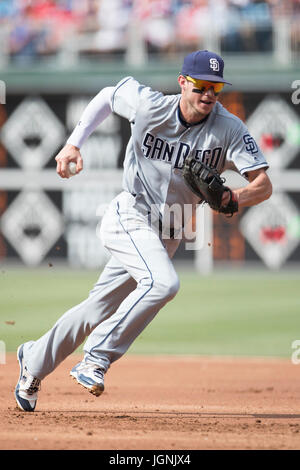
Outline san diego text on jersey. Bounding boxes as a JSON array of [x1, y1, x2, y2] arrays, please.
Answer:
[[142, 131, 223, 169]]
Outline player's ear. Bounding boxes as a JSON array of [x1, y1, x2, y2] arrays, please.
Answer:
[[178, 75, 186, 91]]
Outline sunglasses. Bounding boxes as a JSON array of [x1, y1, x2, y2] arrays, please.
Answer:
[[185, 76, 224, 95]]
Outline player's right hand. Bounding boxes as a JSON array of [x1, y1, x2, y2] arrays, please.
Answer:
[[55, 144, 83, 179]]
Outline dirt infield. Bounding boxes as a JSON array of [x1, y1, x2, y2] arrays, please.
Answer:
[[1, 353, 300, 450]]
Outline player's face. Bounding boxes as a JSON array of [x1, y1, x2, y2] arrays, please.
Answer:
[[178, 75, 221, 123]]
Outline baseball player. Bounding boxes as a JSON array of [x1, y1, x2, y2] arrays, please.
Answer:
[[15, 50, 272, 411]]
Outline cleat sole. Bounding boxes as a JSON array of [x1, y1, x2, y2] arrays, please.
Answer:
[[70, 374, 104, 397]]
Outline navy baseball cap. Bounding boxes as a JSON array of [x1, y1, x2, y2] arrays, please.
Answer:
[[181, 50, 232, 85]]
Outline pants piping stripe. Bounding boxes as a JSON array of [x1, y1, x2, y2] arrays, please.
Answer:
[[88, 201, 154, 359]]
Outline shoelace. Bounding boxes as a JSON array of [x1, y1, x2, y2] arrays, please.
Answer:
[[27, 377, 41, 395], [77, 363, 104, 374], [93, 368, 104, 378]]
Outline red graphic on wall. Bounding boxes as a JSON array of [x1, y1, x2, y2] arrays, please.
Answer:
[[260, 134, 284, 152], [260, 226, 286, 244]]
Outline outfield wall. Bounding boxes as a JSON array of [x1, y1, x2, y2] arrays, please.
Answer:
[[0, 63, 300, 270]]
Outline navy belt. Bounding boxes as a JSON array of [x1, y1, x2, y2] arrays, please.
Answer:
[[158, 218, 175, 239], [131, 193, 175, 239]]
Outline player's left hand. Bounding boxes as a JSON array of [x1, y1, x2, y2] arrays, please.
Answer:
[[221, 189, 236, 208], [182, 157, 239, 216]]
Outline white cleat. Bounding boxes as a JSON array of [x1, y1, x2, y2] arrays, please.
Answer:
[[70, 361, 105, 397], [15, 343, 41, 412]]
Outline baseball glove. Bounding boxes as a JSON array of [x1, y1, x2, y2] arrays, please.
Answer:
[[182, 156, 238, 216]]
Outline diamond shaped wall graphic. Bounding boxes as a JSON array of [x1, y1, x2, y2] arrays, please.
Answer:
[[246, 95, 300, 169], [0, 191, 64, 265], [240, 193, 300, 269], [0, 97, 65, 169]]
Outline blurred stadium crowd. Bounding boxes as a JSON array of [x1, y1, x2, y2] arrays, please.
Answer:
[[0, 0, 298, 63]]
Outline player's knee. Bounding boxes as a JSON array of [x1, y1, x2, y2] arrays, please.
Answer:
[[155, 275, 180, 302], [166, 276, 180, 300]]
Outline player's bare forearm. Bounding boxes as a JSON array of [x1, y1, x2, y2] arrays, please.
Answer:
[[232, 169, 272, 208], [55, 144, 83, 179]]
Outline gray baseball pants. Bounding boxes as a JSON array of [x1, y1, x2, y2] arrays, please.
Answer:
[[25, 191, 181, 379]]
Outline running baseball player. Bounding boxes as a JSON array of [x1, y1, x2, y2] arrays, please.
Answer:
[[15, 50, 272, 411]]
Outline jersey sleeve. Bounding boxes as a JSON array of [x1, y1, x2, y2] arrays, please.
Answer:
[[226, 120, 269, 178], [111, 76, 161, 123], [67, 87, 114, 149]]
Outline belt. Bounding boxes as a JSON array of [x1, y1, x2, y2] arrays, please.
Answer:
[[148, 213, 176, 239], [158, 218, 175, 239], [131, 193, 175, 239]]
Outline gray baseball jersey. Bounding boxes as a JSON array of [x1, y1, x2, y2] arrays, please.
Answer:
[[112, 76, 268, 225]]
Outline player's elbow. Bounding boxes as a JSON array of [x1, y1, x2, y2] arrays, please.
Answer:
[[263, 177, 273, 201], [256, 171, 272, 203]]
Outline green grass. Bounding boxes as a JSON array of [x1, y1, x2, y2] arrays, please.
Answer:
[[1, 267, 300, 357]]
